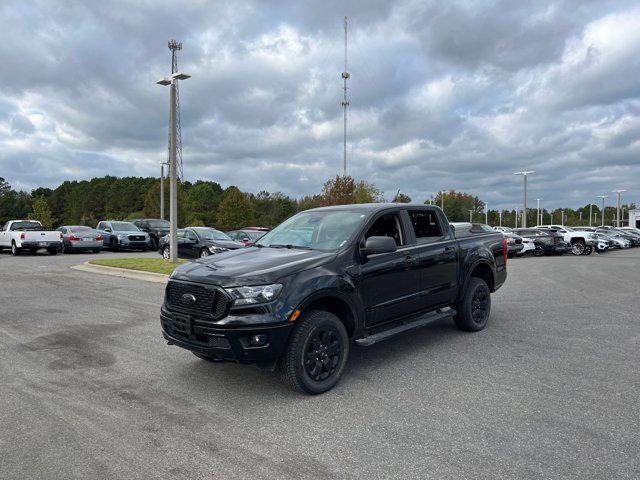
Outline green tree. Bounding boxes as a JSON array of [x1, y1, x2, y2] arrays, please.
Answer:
[[433, 190, 485, 222], [392, 192, 411, 203], [251, 191, 296, 227], [215, 186, 254, 230], [354, 180, 384, 203], [29, 196, 54, 229], [184, 180, 224, 226]]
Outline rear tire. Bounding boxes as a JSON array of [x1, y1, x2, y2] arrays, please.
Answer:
[[533, 246, 544, 257], [583, 245, 593, 255], [278, 310, 349, 395], [199, 248, 211, 258], [92, 249, 101, 254], [48, 248, 58, 255], [453, 277, 491, 332], [11, 242, 21, 256], [162, 246, 170, 259]]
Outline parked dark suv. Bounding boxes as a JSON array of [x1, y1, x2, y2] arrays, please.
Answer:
[[161, 204, 507, 394], [130, 219, 170, 250]]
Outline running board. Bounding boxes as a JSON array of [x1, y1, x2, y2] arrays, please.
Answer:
[[355, 308, 456, 347]]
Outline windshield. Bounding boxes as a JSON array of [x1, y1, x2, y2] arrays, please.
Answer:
[[111, 222, 139, 232], [195, 228, 232, 241], [148, 220, 170, 228], [256, 210, 368, 251], [10, 221, 43, 231]]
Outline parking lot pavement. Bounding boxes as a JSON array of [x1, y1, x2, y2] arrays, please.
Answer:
[[1, 249, 639, 480]]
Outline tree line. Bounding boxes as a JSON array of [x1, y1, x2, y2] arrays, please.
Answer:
[[0, 176, 635, 231]]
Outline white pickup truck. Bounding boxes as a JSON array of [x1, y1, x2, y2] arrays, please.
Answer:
[[535, 224, 599, 255], [0, 220, 63, 255]]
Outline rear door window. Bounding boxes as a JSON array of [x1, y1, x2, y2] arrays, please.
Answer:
[[407, 210, 443, 244]]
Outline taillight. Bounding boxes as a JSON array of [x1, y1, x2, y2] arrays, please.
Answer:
[[503, 238, 508, 265], [553, 235, 559, 243], [96, 235, 103, 241], [20, 232, 25, 240], [69, 234, 80, 241]]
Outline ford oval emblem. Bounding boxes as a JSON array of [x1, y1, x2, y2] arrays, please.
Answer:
[[181, 293, 197, 306]]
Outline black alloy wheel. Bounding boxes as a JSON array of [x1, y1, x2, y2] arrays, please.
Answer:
[[470, 286, 489, 325], [303, 326, 342, 382], [453, 277, 491, 332], [279, 310, 349, 394]]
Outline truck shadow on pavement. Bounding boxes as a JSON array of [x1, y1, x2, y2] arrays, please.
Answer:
[[172, 317, 469, 398]]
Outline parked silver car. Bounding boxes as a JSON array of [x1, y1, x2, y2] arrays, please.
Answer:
[[57, 226, 103, 253]]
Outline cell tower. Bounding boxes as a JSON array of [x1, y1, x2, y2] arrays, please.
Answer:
[[341, 16, 350, 176], [168, 39, 184, 180]]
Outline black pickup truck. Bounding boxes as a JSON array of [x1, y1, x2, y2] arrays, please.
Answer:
[[161, 203, 507, 394]]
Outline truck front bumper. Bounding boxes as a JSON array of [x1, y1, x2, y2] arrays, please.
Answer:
[[160, 307, 293, 366]]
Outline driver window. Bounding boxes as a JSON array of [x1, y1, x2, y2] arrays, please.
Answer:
[[365, 212, 404, 246], [185, 230, 198, 242]]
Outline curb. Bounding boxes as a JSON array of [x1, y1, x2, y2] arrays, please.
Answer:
[[71, 261, 169, 284]]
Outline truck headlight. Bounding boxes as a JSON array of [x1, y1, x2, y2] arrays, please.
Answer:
[[225, 284, 283, 306], [209, 246, 228, 254]]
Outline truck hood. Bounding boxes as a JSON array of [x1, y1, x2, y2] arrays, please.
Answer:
[[170, 246, 336, 287]]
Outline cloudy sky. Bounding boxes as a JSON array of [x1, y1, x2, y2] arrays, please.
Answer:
[[1, 0, 639, 209]]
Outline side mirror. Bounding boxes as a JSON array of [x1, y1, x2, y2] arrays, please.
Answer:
[[361, 236, 397, 257]]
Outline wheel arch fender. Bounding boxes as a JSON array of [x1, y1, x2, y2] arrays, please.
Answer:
[[295, 287, 363, 338], [458, 259, 495, 303]]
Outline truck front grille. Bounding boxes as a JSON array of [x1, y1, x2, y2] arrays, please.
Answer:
[[167, 281, 230, 320]]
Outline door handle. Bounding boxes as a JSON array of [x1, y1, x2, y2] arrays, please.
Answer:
[[443, 246, 455, 255]]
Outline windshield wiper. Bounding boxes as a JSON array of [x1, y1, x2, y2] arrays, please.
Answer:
[[267, 244, 313, 250]]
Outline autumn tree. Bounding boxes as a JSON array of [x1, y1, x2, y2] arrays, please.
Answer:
[[215, 186, 254, 230]]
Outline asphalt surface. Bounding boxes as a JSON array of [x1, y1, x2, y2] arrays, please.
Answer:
[[1, 247, 638, 479]]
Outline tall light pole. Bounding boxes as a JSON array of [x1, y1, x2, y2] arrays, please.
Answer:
[[514, 171, 534, 227], [485, 203, 488, 224], [469, 209, 473, 222], [596, 195, 608, 227], [440, 190, 446, 213], [160, 162, 166, 220], [536, 198, 541, 226], [612, 189, 626, 228], [499, 210, 502, 227], [157, 71, 190, 262], [560, 209, 564, 226], [589, 203, 593, 227]]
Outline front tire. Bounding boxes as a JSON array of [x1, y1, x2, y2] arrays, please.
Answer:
[[279, 310, 349, 395], [162, 246, 170, 259], [110, 238, 119, 252], [48, 248, 58, 255], [92, 249, 101, 254], [571, 241, 585, 256], [453, 277, 491, 332], [199, 248, 211, 258]]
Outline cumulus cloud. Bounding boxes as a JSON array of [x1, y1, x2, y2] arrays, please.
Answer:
[[0, 0, 639, 209]]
